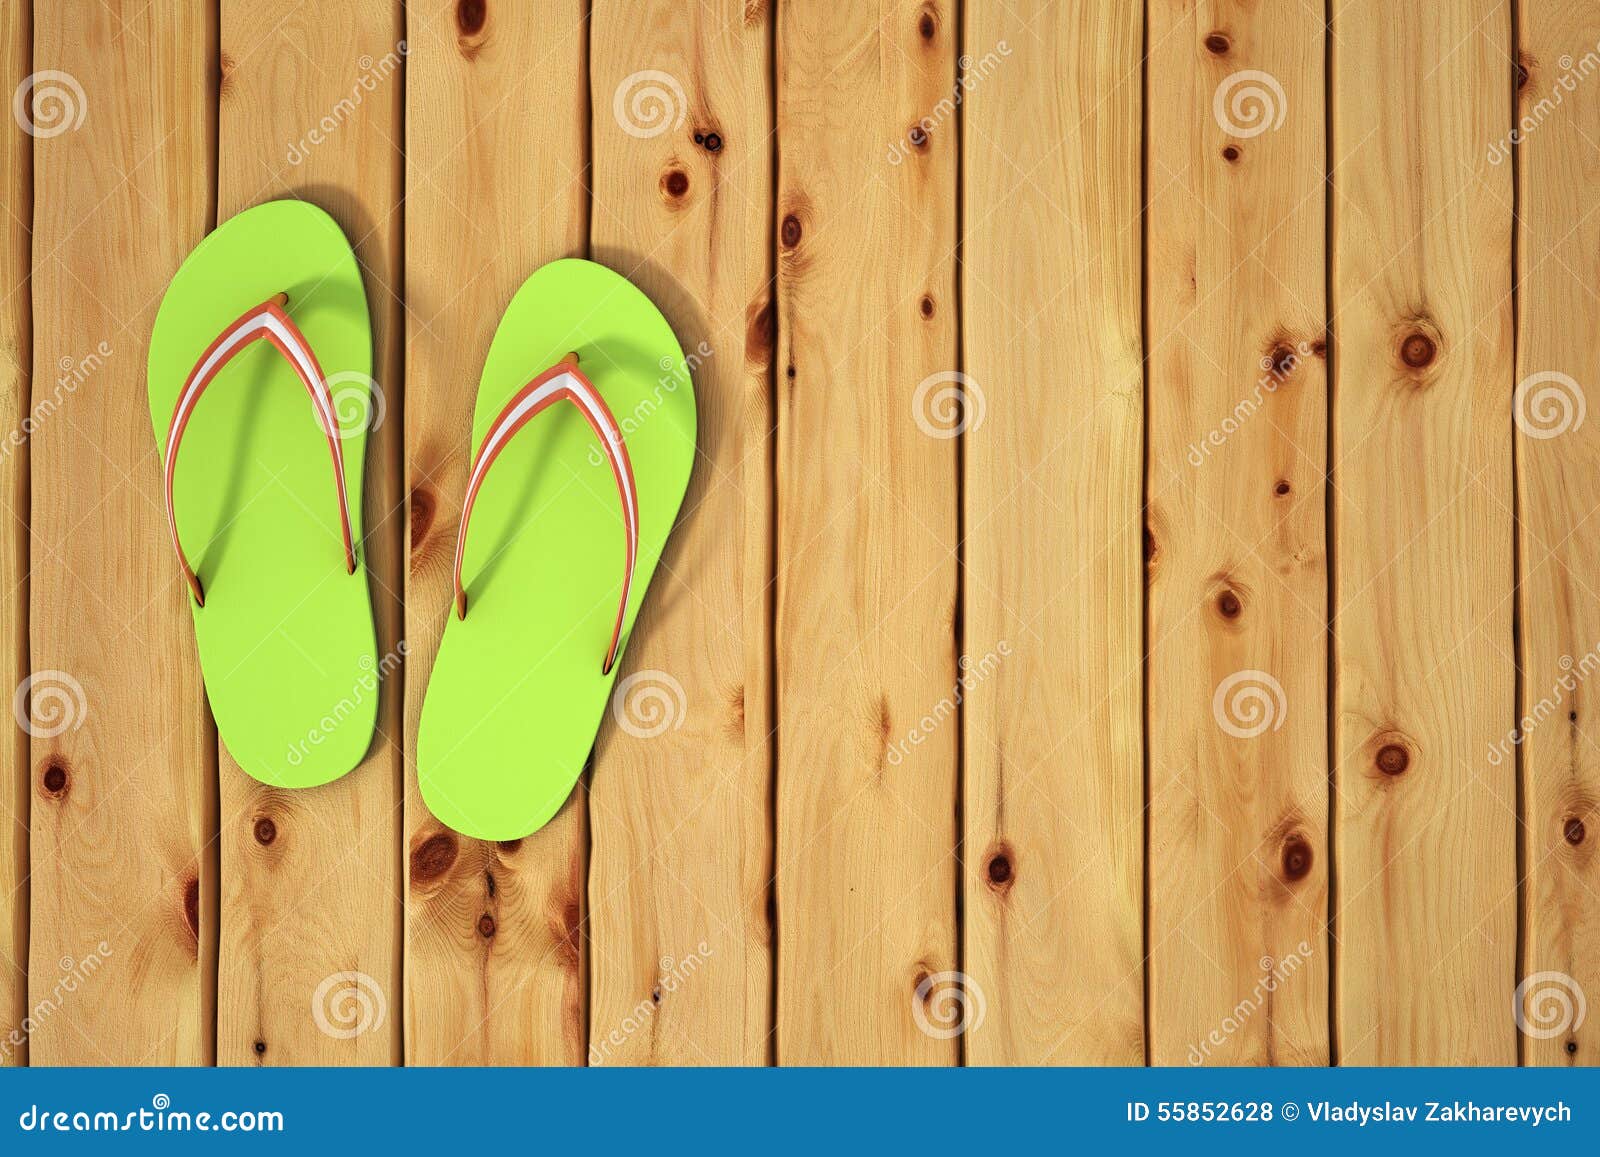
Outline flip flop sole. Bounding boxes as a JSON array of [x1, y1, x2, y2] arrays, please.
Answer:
[[148, 200, 378, 787], [418, 259, 696, 840]]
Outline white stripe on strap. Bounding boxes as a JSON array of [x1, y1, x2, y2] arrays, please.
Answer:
[[163, 295, 357, 606], [450, 354, 639, 675]]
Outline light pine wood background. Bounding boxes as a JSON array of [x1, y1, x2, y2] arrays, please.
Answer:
[[0, 0, 1593, 1067]]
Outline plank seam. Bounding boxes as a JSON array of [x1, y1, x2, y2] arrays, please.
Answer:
[[1508, 0, 1526, 1072], [1138, 0, 1152, 1070], [953, 0, 968, 1073], [8, 0, 33, 1071], [1323, 0, 1340, 1070], [764, 0, 781, 1071]]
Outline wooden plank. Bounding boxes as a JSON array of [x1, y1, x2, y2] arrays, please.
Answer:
[[1516, 1, 1600, 1067], [961, 0, 1144, 1065], [586, 1, 773, 1065], [1331, 0, 1516, 1064], [0, 0, 27, 1067], [1144, 2, 1328, 1064], [403, 0, 589, 1065], [214, 0, 403, 1066], [28, 1, 215, 1064], [774, 0, 958, 1064]]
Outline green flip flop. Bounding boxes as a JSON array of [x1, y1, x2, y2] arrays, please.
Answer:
[[417, 258, 696, 840], [148, 199, 379, 787]]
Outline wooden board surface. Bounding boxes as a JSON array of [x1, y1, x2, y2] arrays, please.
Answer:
[[215, 0, 403, 1067], [28, 1, 216, 1064], [586, 0, 774, 1066], [402, 0, 589, 1065], [0, 0, 27, 1067], [1331, 0, 1517, 1064], [1516, 0, 1600, 1068], [961, 0, 1144, 1065], [1145, 0, 1329, 1065], [773, 0, 959, 1064], [10, 0, 1594, 1068]]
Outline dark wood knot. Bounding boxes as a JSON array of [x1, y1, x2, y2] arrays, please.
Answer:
[[410, 832, 459, 885], [746, 297, 775, 368], [409, 486, 436, 552], [1376, 743, 1410, 776], [985, 843, 1015, 893], [661, 168, 690, 200], [1281, 834, 1313, 881], [40, 758, 69, 798], [183, 877, 200, 941], [1400, 331, 1436, 369], [456, 0, 486, 36]]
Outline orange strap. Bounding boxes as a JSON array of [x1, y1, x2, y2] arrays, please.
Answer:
[[450, 353, 639, 675], [163, 294, 356, 606]]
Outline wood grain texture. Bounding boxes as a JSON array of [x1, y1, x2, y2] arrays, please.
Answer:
[[587, 0, 773, 1066], [4, 0, 1560, 1070], [403, 0, 588, 1065], [1145, 0, 1328, 1065], [961, 0, 1144, 1065], [774, 0, 958, 1064], [0, 0, 27, 1067], [215, 0, 403, 1066], [1331, 0, 1516, 1064], [29, 0, 216, 1064], [1515, 0, 1600, 1068]]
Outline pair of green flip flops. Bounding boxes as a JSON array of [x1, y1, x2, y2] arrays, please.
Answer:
[[148, 200, 695, 840]]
